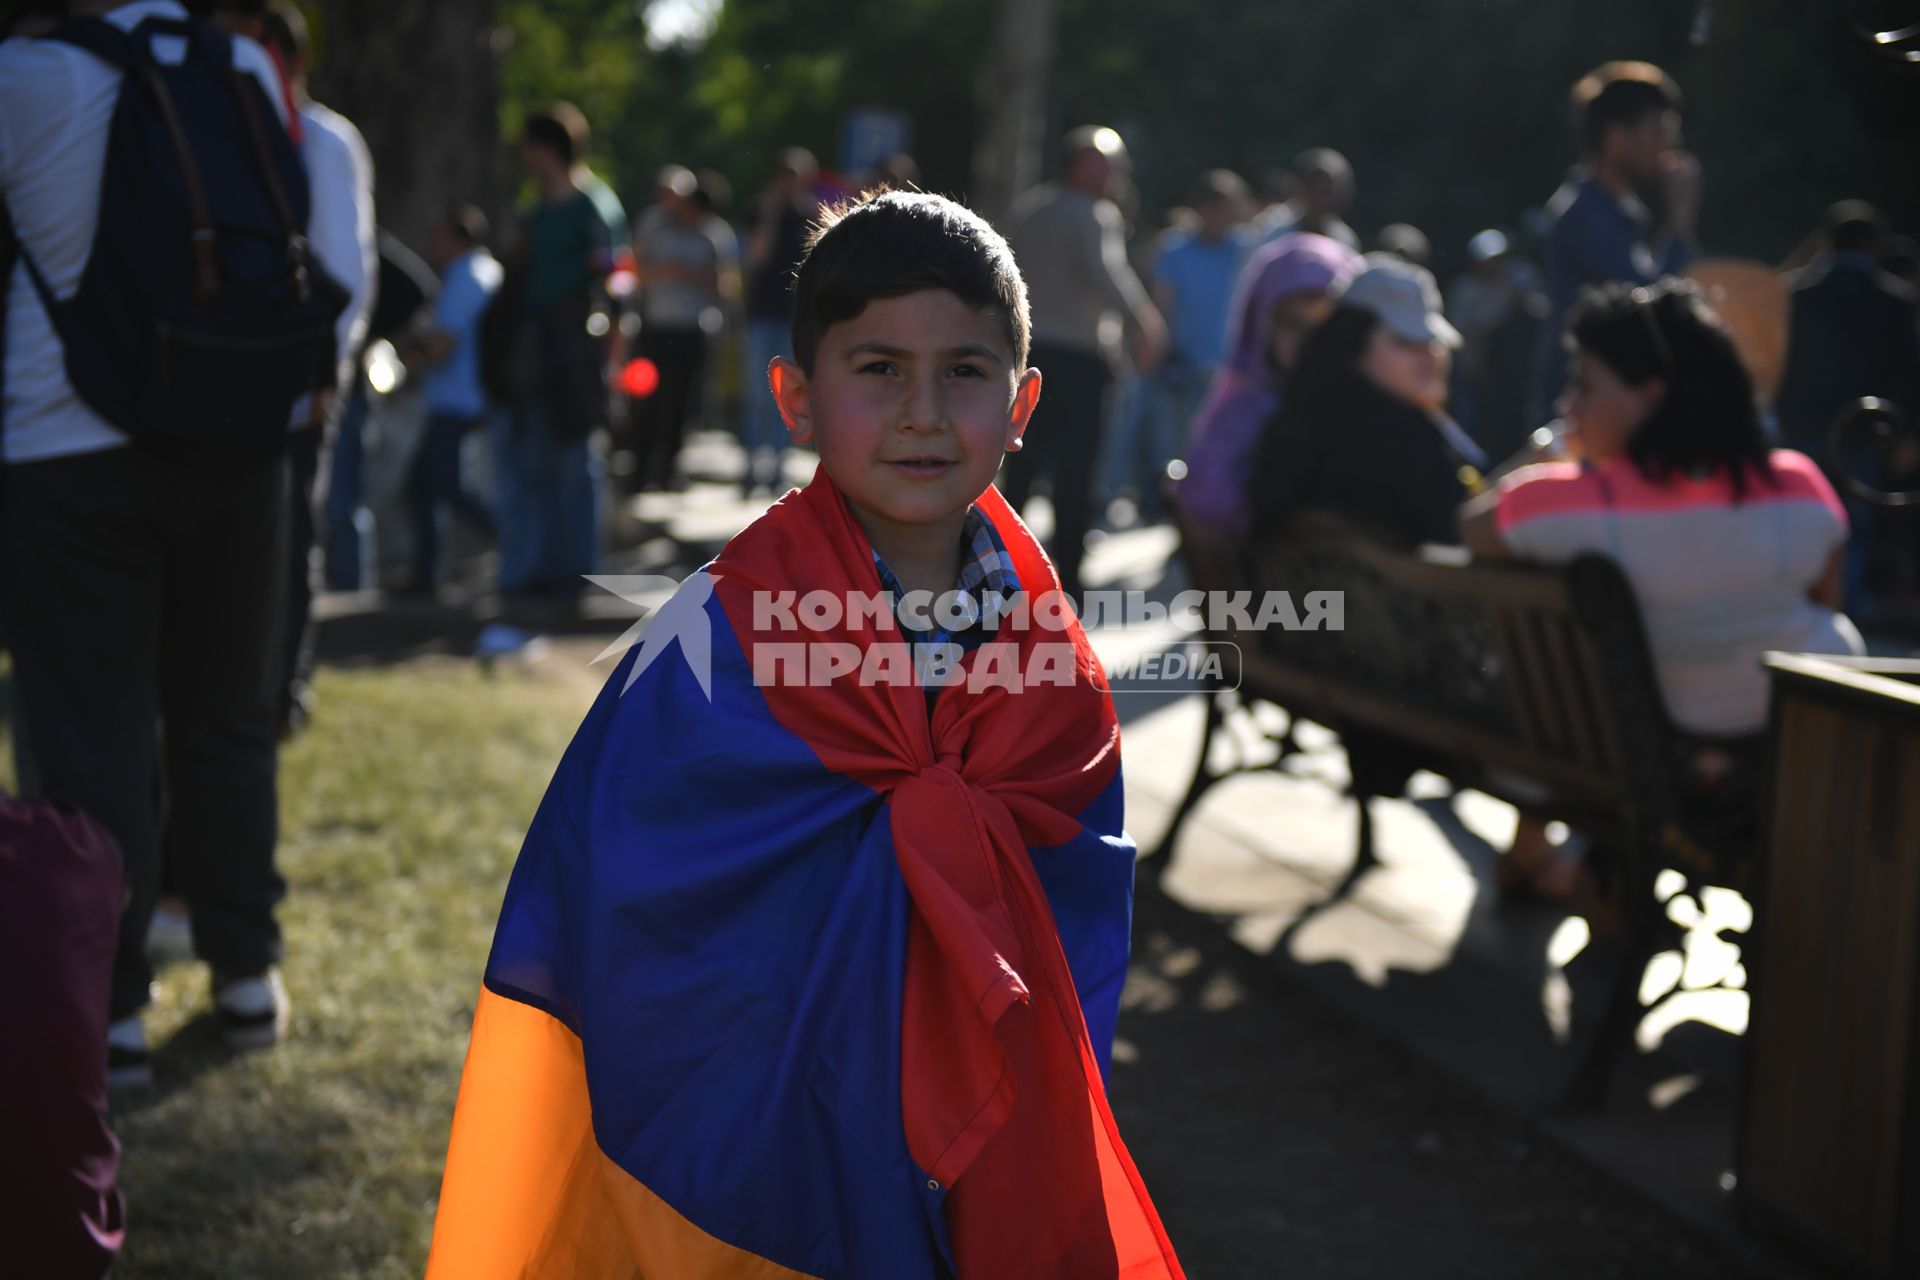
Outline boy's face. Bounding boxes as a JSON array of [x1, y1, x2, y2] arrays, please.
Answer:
[[771, 289, 1040, 541]]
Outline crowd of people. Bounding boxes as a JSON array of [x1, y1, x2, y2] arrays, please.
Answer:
[[4, 0, 1920, 1270], [1167, 60, 1911, 899]]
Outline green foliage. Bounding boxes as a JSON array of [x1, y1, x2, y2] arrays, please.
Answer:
[[498, 0, 651, 195], [684, 0, 990, 201]]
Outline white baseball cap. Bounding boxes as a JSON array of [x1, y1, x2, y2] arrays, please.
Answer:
[[1338, 252, 1462, 349]]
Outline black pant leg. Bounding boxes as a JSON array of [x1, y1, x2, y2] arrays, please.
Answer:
[[1025, 343, 1109, 597], [281, 428, 322, 729], [663, 329, 706, 482], [637, 327, 703, 490], [404, 419, 440, 587], [1004, 341, 1081, 514], [157, 454, 288, 979], [1, 450, 168, 1020]]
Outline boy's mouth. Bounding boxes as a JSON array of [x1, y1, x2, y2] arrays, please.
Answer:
[[884, 457, 956, 478]]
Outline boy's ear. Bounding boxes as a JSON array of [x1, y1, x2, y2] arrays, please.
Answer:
[[768, 356, 814, 447], [1006, 366, 1042, 453]]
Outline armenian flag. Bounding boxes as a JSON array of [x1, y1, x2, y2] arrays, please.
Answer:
[[427, 470, 1183, 1278]]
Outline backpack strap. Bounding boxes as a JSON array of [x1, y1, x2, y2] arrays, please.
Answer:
[[225, 69, 313, 305], [141, 64, 222, 303], [44, 15, 226, 302]]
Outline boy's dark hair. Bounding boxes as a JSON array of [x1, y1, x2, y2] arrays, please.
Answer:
[[441, 204, 489, 249], [260, 0, 308, 66], [1567, 277, 1774, 500], [522, 103, 588, 169], [1574, 61, 1681, 154], [788, 190, 1030, 375]]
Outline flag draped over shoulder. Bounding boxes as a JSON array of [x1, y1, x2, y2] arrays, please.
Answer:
[[427, 469, 1184, 1280]]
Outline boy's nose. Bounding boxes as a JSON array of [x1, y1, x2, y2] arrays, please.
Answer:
[[898, 376, 949, 432]]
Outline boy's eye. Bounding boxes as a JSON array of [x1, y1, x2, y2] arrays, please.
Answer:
[[858, 360, 897, 376], [949, 364, 985, 378]]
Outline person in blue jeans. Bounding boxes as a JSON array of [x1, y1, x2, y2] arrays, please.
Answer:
[[499, 104, 626, 597], [405, 207, 503, 591]]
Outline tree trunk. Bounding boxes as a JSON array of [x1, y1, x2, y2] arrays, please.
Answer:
[[312, 0, 507, 255], [970, 0, 1058, 227]]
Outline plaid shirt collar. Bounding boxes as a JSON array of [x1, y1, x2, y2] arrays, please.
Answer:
[[871, 504, 1023, 645]]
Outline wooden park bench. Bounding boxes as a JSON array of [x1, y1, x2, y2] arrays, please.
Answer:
[[1155, 512, 1761, 1106]]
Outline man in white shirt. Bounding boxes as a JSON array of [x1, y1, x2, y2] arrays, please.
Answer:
[[0, 0, 297, 1087], [629, 165, 723, 492]]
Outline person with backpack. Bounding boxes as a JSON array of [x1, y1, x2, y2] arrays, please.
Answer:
[[489, 103, 627, 601], [0, 0, 343, 1089]]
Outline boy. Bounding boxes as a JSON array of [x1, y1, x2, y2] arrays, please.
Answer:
[[428, 192, 1183, 1279]]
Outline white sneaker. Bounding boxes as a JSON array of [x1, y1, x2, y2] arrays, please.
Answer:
[[106, 1015, 153, 1091], [145, 901, 195, 967], [213, 969, 289, 1050]]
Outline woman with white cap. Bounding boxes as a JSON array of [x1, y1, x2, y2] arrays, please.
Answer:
[[1250, 252, 1482, 548], [1249, 254, 1580, 899]]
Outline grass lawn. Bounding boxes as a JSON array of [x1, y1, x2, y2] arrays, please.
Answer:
[[90, 655, 602, 1279]]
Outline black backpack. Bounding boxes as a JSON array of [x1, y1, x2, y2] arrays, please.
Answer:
[[14, 15, 348, 459]]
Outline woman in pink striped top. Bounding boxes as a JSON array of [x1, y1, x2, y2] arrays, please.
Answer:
[[1462, 278, 1862, 895]]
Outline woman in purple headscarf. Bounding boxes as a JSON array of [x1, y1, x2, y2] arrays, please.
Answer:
[[1172, 233, 1364, 538]]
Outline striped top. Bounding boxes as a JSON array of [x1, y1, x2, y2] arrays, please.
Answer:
[[1496, 449, 1863, 735]]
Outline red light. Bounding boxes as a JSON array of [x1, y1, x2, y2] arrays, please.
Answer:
[[619, 358, 660, 399]]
